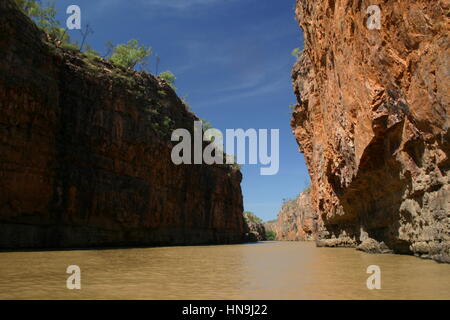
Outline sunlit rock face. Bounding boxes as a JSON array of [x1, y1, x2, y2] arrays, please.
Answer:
[[291, 0, 449, 262], [0, 0, 246, 249], [265, 192, 317, 241]]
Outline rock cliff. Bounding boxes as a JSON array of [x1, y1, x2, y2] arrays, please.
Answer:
[[0, 0, 246, 249], [265, 192, 316, 241], [244, 212, 266, 241], [291, 0, 449, 262]]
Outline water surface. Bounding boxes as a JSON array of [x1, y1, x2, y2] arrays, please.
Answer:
[[0, 241, 449, 299]]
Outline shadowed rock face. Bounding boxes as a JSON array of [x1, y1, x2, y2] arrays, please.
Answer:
[[265, 192, 316, 241], [243, 212, 267, 241], [245, 221, 266, 242], [0, 0, 246, 249], [291, 0, 449, 262]]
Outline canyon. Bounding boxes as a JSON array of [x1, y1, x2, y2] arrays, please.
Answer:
[[0, 0, 448, 266], [1, 0, 450, 303], [0, 0, 248, 249], [291, 0, 449, 262]]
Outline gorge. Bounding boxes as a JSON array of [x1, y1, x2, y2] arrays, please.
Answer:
[[0, 0, 449, 302], [0, 0, 448, 265]]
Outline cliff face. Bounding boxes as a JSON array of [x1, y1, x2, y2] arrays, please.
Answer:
[[265, 192, 316, 241], [0, 0, 246, 249], [292, 0, 449, 262], [243, 212, 266, 241], [245, 220, 266, 242]]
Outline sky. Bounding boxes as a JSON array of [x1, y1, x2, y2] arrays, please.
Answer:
[[54, 0, 309, 221]]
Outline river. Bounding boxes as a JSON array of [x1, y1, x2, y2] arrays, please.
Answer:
[[0, 241, 449, 299]]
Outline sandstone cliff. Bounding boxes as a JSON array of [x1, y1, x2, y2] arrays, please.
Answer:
[[265, 192, 316, 241], [244, 212, 267, 241], [0, 0, 247, 249], [291, 0, 449, 262]]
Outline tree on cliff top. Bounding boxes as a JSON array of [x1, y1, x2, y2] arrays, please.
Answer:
[[244, 212, 263, 225], [110, 39, 152, 70], [15, 0, 68, 43], [159, 71, 177, 90]]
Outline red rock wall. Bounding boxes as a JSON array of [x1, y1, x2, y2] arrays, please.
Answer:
[[265, 192, 316, 241], [292, 0, 449, 262], [0, 0, 246, 249]]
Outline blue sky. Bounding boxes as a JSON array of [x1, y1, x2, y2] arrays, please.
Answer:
[[54, 0, 309, 221]]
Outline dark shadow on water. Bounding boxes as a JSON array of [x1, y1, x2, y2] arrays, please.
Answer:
[[0, 240, 276, 253]]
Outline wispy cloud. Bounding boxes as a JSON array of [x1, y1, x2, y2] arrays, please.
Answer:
[[173, 31, 294, 109], [195, 77, 287, 109]]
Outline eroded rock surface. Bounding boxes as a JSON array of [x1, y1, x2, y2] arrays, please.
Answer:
[[245, 221, 266, 242], [0, 0, 246, 249], [357, 238, 393, 254], [291, 0, 449, 262], [265, 192, 316, 241]]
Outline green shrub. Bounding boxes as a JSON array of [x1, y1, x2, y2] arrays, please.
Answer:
[[201, 120, 213, 131], [15, 0, 69, 43], [83, 44, 100, 61], [159, 71, 177, 90], [266, 230, 276, 241], [60, 42, 80, 52], [110, 39, 152, 69], [292, 47, 302, 59], [244, 212, 263, 225]]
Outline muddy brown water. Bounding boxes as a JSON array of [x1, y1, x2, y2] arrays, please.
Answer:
[[0, 241, 449, 299]]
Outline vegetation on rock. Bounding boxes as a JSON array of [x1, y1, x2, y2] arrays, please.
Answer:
[[244, 211, 263, 225], [15, 0, 68, 42], [291, 47, 302, 59], [265, 230, 276, 241], [110, 39, 152, 70], [159, 71, 177, 90]]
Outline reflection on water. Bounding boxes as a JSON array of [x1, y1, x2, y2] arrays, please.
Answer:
[[0, 241, 449, 299]]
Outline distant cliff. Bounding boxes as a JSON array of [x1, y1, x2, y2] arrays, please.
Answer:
[[0, 0, 247, 249], [265, 192, 316, 241], [291, 0, 449, 262], [244, 212, 266, 241]]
